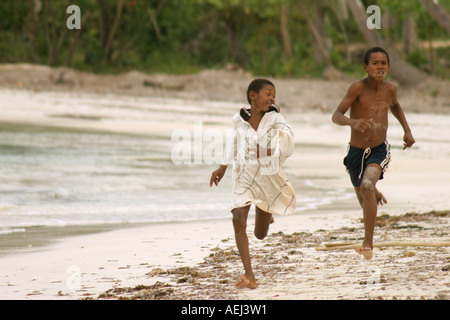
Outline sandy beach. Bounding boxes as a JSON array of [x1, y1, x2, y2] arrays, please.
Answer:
[[1, 208, 448, 300], [0, 64, 449, 301]]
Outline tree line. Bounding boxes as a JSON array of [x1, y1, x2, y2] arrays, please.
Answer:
[[0, 0, 449, 86]]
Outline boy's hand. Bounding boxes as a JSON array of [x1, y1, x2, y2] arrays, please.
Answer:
[[352, 118, 375, 133], [403, 131, 415, 150], [210, 165, 227, 186]]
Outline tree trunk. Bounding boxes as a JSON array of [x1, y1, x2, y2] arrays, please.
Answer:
[[98, 0, 111, 49], [43, 0, 55, 65], [148, 9, 162, 47], [148, 0, 168, 47], [331, 0, 351, 63], [42, 0, 70, 65], [27, 0, 41, 63], [280, 0, 293, 58], [420, 0, 450, 34], [101, 0, 125, 65], [313, 0, 332, 63], [224, 17, 249, 68], [403, 12, 417, 56], [298, 0, 332, 65], [347, 0, 429, 87]]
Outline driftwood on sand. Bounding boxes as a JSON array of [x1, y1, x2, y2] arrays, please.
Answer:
[[316, 241, 450, 251]]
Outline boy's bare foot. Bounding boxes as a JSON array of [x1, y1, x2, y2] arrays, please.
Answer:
[[355, 246, 373, 260], [235, 275, 258, 289]]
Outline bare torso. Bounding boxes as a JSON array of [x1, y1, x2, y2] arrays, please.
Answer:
[[349, 79, 395, 148]]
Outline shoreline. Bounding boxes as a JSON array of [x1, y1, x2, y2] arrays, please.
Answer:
[[0, 221, 162, 257], [0, 198, 358, 258]]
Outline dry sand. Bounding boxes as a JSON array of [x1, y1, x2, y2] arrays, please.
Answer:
[[0, 64, 449, 301]]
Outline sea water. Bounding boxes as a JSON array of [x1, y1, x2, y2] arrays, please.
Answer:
[[0, 90, 355, 236]]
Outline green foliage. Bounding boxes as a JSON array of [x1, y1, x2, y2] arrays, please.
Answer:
[[0, 0, 448, 79]]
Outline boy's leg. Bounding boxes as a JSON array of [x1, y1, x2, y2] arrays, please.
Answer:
[[354, 187, 364, 208], [254, 207, 273, 240], [355, 186, 387, 208], [231, 206, 258, 288], [356, 163, 383, 259]]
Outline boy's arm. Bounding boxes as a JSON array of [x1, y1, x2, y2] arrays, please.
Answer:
[[211, 116, 236, 187], [258, 113, 294, 159], [390, 87, 415, 149], [332, 82, 358, 126], [332, 82, 374, 132]]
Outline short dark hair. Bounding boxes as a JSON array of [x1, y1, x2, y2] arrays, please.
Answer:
[[247, 78, 275, 105], [364, 47, 390, 65]]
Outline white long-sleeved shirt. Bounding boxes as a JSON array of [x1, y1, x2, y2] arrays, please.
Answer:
[[222, 108, 296, 215]]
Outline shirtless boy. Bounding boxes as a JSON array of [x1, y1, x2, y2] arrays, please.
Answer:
[[332, 47, 415, 259]]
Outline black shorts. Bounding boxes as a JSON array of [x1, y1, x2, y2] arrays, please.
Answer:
[[343, 141, 391, 187]]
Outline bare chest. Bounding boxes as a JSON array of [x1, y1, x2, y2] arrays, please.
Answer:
[[356, 88, 393, 118]]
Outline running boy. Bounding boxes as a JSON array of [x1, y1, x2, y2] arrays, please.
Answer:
[[332, 47, 415, 259], [210, 78, 296, 288]]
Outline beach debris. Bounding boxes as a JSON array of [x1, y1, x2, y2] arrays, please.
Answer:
[[402, 251, 416, 258], [95, 210, 449, 300], [317, 241, 450, 251], [97, 282, 174, 300], [318, 211, 449, 251]]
